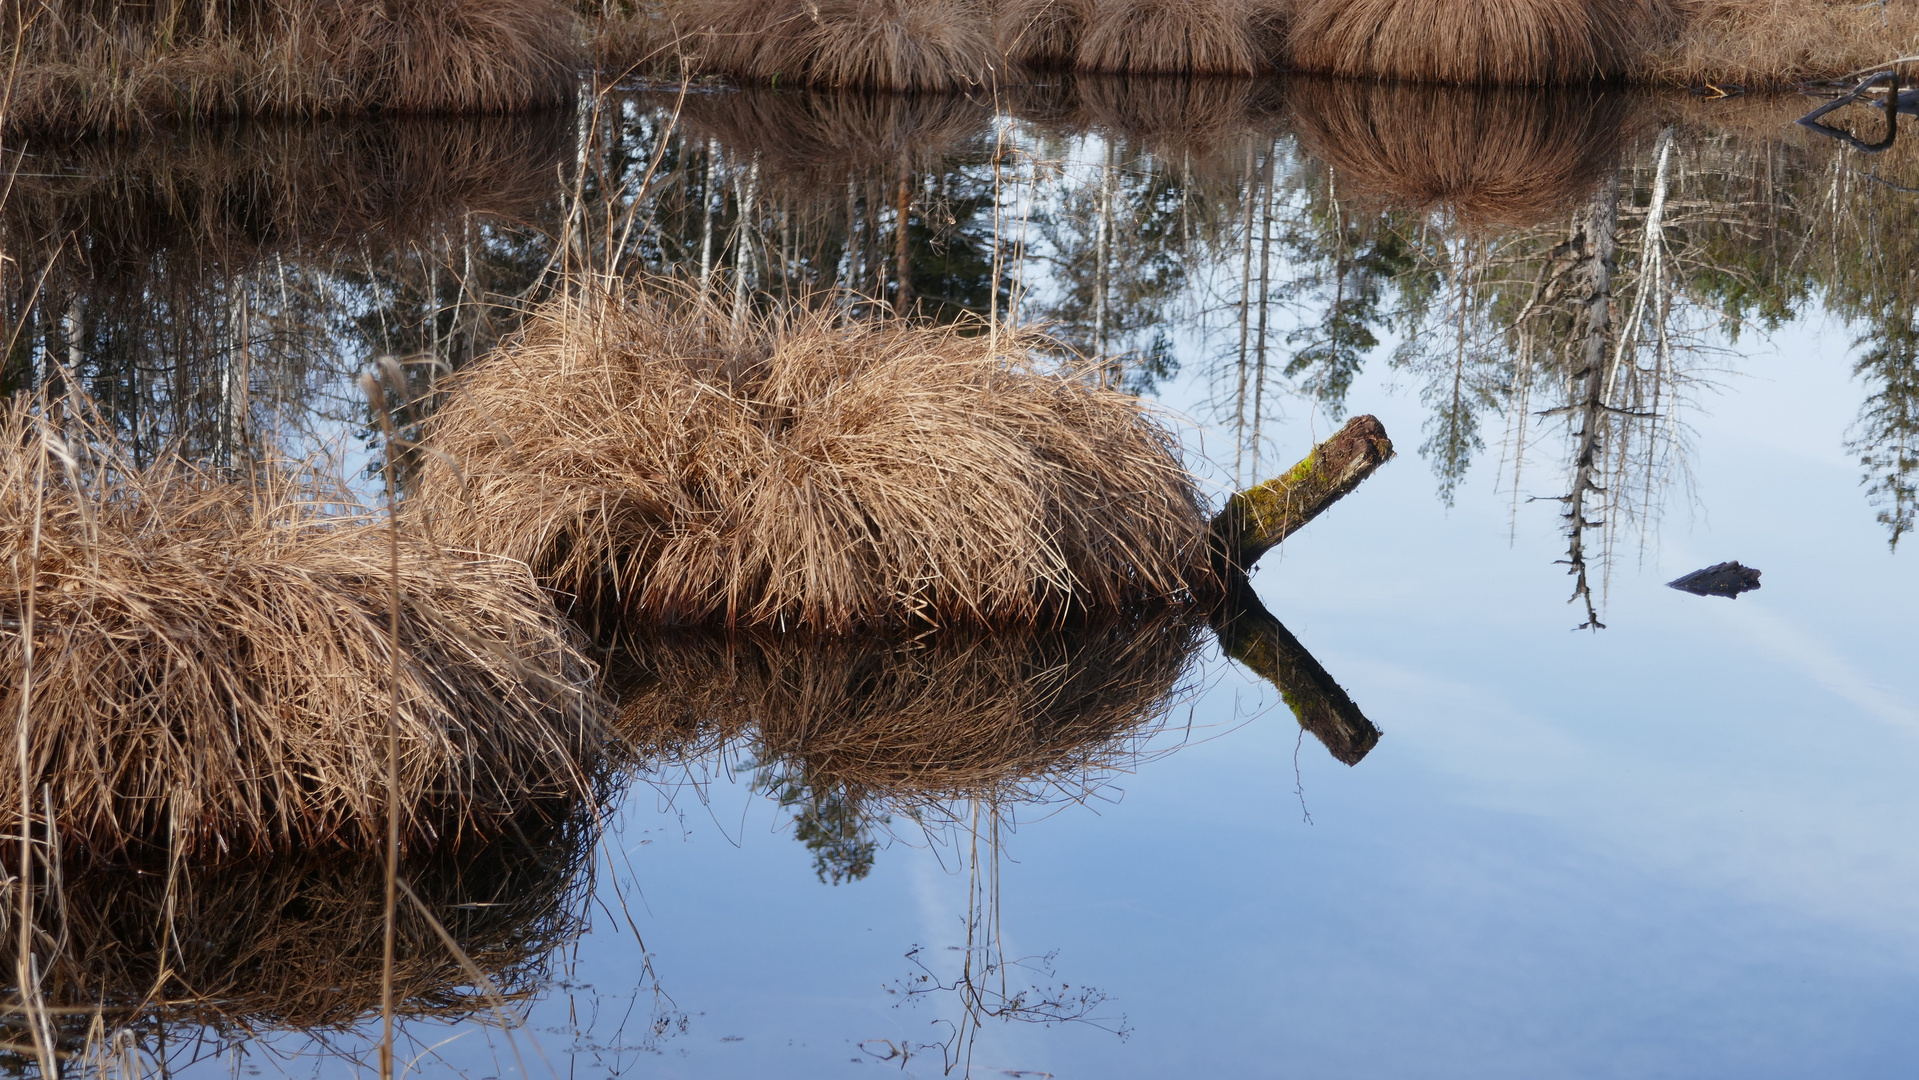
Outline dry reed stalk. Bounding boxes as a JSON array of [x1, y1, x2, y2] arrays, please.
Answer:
[[662, 0, 997, 91], [608, 614, 1202, 803], [1288, 78, 1640, 228], [1634, 0, 1919, 88], [1, 0, 582, 135], [411, 282, 1216, 631], [1286, 0, 1666, 84], [0, 397, 612, 858], [0, 818, 592, 1036]]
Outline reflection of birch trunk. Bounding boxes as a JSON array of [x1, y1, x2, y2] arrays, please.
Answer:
[[1252, 149, 1274, 476], [1561, 167, 1620, 630], [1233, 142, 1257, 483], [699, 140, 718, 297], [732, 158, 758, 330], [1608, 127, 1674, 400], [1094, 140, 1115, 378]]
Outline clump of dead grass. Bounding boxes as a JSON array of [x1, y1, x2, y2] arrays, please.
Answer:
[[608, 614, 1202, 803], [993, 0, 1285, 74], [2, 0, 582, 135], [0, 397, 611, 858], [411, 282, 1216, 631], [1288, 78, 1640, 227], [1634, 0, 1919, 88], [652, 0, 997, 90], [1286, 0, 1665, 83]]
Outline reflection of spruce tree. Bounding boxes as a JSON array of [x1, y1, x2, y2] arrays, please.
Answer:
[[1036, 145, 1192, 393], [1280, 171, 1425, 420], [754, 760, 888, 885], [1848, 313, 1919, 549]]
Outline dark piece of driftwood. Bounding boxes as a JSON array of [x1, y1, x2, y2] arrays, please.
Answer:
[[1210, 414, 1395, 574], [1667, 561, 1762, 598], [1209, 571, 1382, 765], [1798, 70, 1900, 154]]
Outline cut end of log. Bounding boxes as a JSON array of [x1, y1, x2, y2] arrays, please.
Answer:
[[1211, 414, 1395, 574]]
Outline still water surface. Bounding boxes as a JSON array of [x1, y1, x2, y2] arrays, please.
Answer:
[[3, 79, 1915, 1077]]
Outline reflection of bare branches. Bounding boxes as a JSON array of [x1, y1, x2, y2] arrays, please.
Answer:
[[879, 808, 1128, 1077]]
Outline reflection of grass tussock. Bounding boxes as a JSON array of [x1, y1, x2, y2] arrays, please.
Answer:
[[1287, 0, 1661, 84], [674, 88, 992, 189], [1289, 79, 1638, 227], [1011, 75, 1286, 170], [651, 0, 996, 91], [607, 614, 1204, 801], [1, 0, 581, 134], [0, 817, 594, 1036], [0, 113, 572, 274], [0, 400, 610, 858], [413, 284, 1215, 631], [993, 0, 1285, 75]]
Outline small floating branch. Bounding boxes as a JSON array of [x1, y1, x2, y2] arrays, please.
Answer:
[[1210, 414, 1395, 574]]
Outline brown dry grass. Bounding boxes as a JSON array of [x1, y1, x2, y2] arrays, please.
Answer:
[[0, 817, 593, 1035], [651, 0, 997, 90], [1635, 0, 1919, 88], [0, 397, 611, 858], [992, 0, 1285, 74], [411, 282, 1215, 631], [608, 614, 1202, 802], [1287, 0, 1665, 84], [1288, 78, 1641, 227], [2, 0, 582, 134]]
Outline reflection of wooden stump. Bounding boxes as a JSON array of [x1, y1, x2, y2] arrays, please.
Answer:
[[1209, 571, 1381, 765]]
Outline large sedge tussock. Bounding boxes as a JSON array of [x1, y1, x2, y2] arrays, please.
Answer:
[[0, 400, 610, 858], [0, 821, 592, 1035], [608, 615, 1202, 804], [1289, 79, 1637, 227], [668, 0, 996, 91], [2, 0, 581, 134], [1287, 0, 1662, 84], [993, 0, 1285, 74], [412, 285, 1216, 631]]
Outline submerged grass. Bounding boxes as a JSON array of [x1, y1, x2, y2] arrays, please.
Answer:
[[0, 396, 611, 858], [411, 282, 1216, 631]]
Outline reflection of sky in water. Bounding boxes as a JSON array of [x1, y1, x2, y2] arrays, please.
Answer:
[[14, 94, 1917, 1076]]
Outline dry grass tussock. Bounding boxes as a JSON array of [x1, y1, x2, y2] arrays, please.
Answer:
[[1635, 0, 1919, 88], [2, 0, 581, 134], [1287, 0, 1668, 84], [993, 0, 1285, 74], [0, 819, 592, 1037], [645, 0, 996, 90], [1, 114, 570, 279], [608, 614, 1202, 803], [412, 283, 1215, 631], [0, 397, 611, 858], [1289, 79, 1640, 228]]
